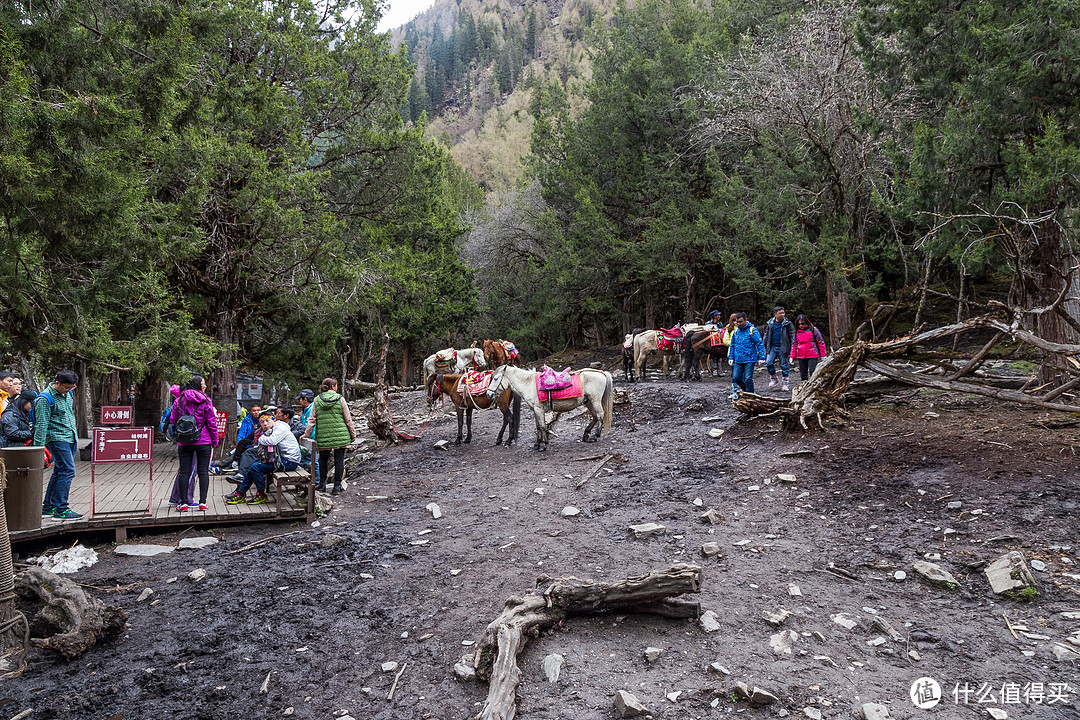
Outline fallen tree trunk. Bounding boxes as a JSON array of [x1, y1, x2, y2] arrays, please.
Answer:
[[471, 563, 703, 720], [15, 566, 127, 660]]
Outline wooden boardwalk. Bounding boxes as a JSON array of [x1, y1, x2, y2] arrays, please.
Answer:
[[9, 454, 309, 544]]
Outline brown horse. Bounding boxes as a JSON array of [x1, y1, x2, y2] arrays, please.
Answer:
[[482, 339, 522, 368], [426, 372, 520, 446]]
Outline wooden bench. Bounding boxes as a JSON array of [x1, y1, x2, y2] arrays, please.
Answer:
[[267, 437, 317, 515]]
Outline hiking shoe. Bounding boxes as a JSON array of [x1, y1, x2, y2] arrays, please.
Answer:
[[768, 375, 779, 389], [331, 485, 341, 496], [177, 503, 191, 512], [227, 474, 243, 484], [42, 507, 56, 517], [53, 508, 83, 520], [781, 378, 790, 391], [246, 493, 269, 505], [224, 492, 245, 505], [198, 503, 208, 511]]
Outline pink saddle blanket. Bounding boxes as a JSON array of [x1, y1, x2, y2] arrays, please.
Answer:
[[457, 370, 492, 396], [538, 373, 582, 402]]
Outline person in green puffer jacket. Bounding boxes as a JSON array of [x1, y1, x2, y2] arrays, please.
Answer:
[[301, 377, 357, 495]]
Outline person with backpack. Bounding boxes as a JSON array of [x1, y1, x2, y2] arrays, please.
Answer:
[[727, 312, 766, 397], [763, 305, 795, 392], [1, 390, 37, 447], [168, 375, 219, 512], [789, 314, 829, 382], [301, 377, 356, 495], [34, 370, 81, 520], [158, 384, 181, 439]]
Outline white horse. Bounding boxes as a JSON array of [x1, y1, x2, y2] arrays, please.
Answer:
[[422, 347, 486, 385], [486, 365, 613, 451], [633, 330, 682, 380]]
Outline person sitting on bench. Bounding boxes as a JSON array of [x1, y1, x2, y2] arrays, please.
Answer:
[[224, 413, 301, 505]]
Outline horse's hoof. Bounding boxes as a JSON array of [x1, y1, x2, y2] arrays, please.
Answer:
[[495, 439, 503, 446], [464, 438, 471, 444]]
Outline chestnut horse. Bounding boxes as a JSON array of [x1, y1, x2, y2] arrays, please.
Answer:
[[482, 339, 521, 368], [426, 372, 520, 446]]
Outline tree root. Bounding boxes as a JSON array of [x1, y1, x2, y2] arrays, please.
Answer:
[[470, 563, 703, 720], [14, 566, 128, 660]]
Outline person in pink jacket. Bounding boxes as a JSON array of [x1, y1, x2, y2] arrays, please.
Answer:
[[789, 314, 828, 382], [168, 375, 219, 511]]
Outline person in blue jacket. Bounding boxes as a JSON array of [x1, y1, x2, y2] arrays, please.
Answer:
[[727, 312, 766, 397]]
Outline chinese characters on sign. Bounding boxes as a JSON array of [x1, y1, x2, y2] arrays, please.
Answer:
[[100, 406, 133, 426], [92, 427, 153, 463], [216, 410, 228, 437]]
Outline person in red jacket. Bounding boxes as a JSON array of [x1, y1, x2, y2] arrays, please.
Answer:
[[789, 315, 828, 382]]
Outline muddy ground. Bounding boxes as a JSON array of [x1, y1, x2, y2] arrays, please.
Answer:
[[4, 359, 1080, 720]]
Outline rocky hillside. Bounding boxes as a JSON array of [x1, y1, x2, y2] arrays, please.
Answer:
[[392, 0, 617, 190]]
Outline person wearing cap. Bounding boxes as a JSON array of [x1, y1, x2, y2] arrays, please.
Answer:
[[296, 389, 315, 426]]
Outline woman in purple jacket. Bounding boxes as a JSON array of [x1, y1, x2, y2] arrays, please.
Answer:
[[169, 375, 219, 511]]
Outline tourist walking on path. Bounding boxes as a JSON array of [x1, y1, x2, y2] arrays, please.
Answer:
[[764, 306, 795, 391], [169, 375, 219, 512], [790, 314, 828, 382], [34, 370, 82, 519], [301, 378, 356, 495], [727, 313, 766, 397]]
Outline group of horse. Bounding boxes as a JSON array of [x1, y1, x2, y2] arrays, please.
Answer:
[[622, 323, 728, 383], [422, 340, 614, 451]]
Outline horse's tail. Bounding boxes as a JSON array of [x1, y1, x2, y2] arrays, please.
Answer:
[[602, 372, 614, 433]]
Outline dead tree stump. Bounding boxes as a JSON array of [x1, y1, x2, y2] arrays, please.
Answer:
[[366, 332, 407, 444], [15, 566, 127, 660], [470, 563, 703, 720]]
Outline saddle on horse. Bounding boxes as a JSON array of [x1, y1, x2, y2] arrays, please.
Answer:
[[457, 370, 492, 397], [499, 340, 520, 360], [657, 324, 684, 352], [537, 366, 582, 405], [434, 348, 457, 373]]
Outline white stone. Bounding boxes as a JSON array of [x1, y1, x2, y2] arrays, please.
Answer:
[[177, 537, 219, 550], [187, 568, 206, 582], [666, 691, 682, 702], [734, 681, 778, 705], [628, 522, 665, 539], [425, 503, 443, 519], [788, 583, 802, 596], [831, 613, 858, 630], [747, 485, 761, 491], [453, 663, 476, 680], [381, 661, 398, 672], [861, 703, 892, 720], [283, 708, 294, 716], [986, 709, 1008, 720], [115, 544, 175, 557], [912, 560, 959, 587], [542, 653, 564, 682], [893, 571, 907, 582], [692, 497, 703, 506], [777, 473, 797, 483], [866, 637, 887, 647], [643, 647, 663, 662], [165, 577, 178, 584], [433, 440, 449, 450], [699, 509, 723, 525], [561, 506, 581, 517], [804, 708, 822, 720], [534, 488, 545, 496], [1053, 643, 1080, 662], [764, 609, 792, 626], [708, 428, 724, 438], [769, 630, 798, 655], [614, 689, 649, 717], [137, 588, 154, 602], [699, 610, 721, 633], [947, 501, 962, 510], [1030, 559, 1046, 572], [708, 662, 730, 675], [701, 542, 721, 556], [985, 551, 1036, 594]]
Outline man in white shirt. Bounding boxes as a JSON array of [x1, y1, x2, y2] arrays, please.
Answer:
[[225, 414, 301, 505]]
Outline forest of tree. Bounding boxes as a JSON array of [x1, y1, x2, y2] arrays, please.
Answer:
[[2, 0, 1078, 414]]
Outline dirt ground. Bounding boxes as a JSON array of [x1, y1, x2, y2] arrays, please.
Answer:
[[5, 357, 1080, 720]]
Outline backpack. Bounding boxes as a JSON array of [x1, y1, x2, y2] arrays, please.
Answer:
[[174, 412, 204, 444], [28, 390, 54, 427]]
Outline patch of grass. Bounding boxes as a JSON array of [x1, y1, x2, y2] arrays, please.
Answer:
[[1007, 586, 1038, 601], [1007, 360, 1037, 374]]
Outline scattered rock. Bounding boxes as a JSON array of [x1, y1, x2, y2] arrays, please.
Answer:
[[908, 649, 921, 661], [614, 689, 650, 717], [769, 630, 798, 655], [866, 636, 887, 647], [561, 506, 581, 517], [165, 577, 178, 584], [433, 440, 449, 451], [986, 709, 1008, 720], [708, 662, 730, 675], [912, 560, 959, 587], [947, 501, 962, 510], [643, 646, 663, 662], [814, 655, 838, 667], [1052, 643, 1080, 662], [542, 653, 565, 682], [804, 708, 822, 720], [788, 583, 802, 596], [283, 708, 294, 716], [763, 608, 792, 626], [136, 588, 154, 602], [187, 569, 206, 583], [701, 542, 721, 556], [628, 522, 665, 539], [381, 661, 398, 672], [699, 610, 721, 633], [708, 428, 724, 438], [453, 662, 476, 681], [425, 503, 443, 519], [692, 497, 703, 506], [177, 537, 219, 550], [747, 485, 761, 491], [666, 691, 682, 702], [533, 488, 545, 496], [320, 534, 346, 548], [699, 509, 723, 525], [831, 612, 858, 630], [985, 551, 1036, 595], [893, 571, 907, 582], [734, 681, 778, 705], [777, 473, 797, 483], [861, 703, 892, 720], [872, 616, 905, 642], [1030, 559, 1047, 572], [115, 544, 175, 557]]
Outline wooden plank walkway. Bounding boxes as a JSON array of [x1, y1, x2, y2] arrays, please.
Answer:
[[9, 454, 309, 544]]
